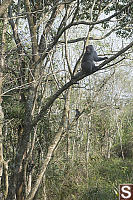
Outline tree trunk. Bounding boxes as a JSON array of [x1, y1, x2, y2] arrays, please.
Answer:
[[0, 12, 7, 198], [26, 92, 70, 200]]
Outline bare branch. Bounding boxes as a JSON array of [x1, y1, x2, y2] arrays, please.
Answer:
[[34, 0, 133, 68], [71, 0, 79, 24], [73, 41, 85, 74], [24, 0, 39, 62], [26, 97, 69, 200], [64, 31, 73, 77], [32, 40, 133, 127], [62, 0, 133, 31], [98, 40, 133, 70], [39, 4, 64, 54], [64, 6, 73, 77], [59, 27, 120, 44], [100, 57, 125, 70]]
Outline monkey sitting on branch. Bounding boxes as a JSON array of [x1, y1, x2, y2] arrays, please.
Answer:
[[81, 45, 108, 75]]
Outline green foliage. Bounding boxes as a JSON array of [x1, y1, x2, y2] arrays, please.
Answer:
[[1, 0, 133, 198], [105, 0, 133, 38], [3, 96, 25, 119], [78, 0, 110, 21], [43, 103, 133, 200], [81, 158, 133, 200], [111, 106, 133, 158], [45, 157, 133, 200], [78, 0, 133, 38]]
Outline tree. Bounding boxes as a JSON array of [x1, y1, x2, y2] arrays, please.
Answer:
[[0, 0, 133, 199]]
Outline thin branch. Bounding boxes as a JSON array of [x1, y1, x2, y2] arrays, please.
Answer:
[[24, 0, 39, 62], [71, 0, 79, 24], [32, 40, 133, 127], [73, 41, 85, 75], [90, 0, 96, 22], [39, 4, 65, 53], [0, 0, 76, 20], [62, 0, 133, 30], [3, 161, 8, 199], [100, 57, 125, 70], [26, 98, 69, 200], [54, 73, 116, 149], [60, 36, 86, 44], [64, 5, 73, 78], [97, 41, 133, 70], [34, 0, 133, 69], [100, 0, 116, 14], [64, 33, 73, 77], [1, 81, 35, 96], [59, 27, 120, 44], [8, 6, 23, 53]]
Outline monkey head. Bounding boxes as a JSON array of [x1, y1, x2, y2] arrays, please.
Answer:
[[86, 45, 94, 54]]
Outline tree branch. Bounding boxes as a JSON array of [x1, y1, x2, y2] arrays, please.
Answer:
[[59, 27, 120, 44], [24, 0, 39, 62], [100, 57, 125, 70], [97, 40, 133, 70], [61, 0, 133, 32], [26, 98, 69, 200], [64, 6, 73, 77], [33, 0, 133, 69], [32, 40, 133, 127]]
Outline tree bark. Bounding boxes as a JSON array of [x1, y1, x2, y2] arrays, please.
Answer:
[[26, 93, 70, 200], [0, 11, 7, 198], [0, 0, 12, 17]]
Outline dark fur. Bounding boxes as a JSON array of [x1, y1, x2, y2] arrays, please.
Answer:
[[81, 45, 108, 75]]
